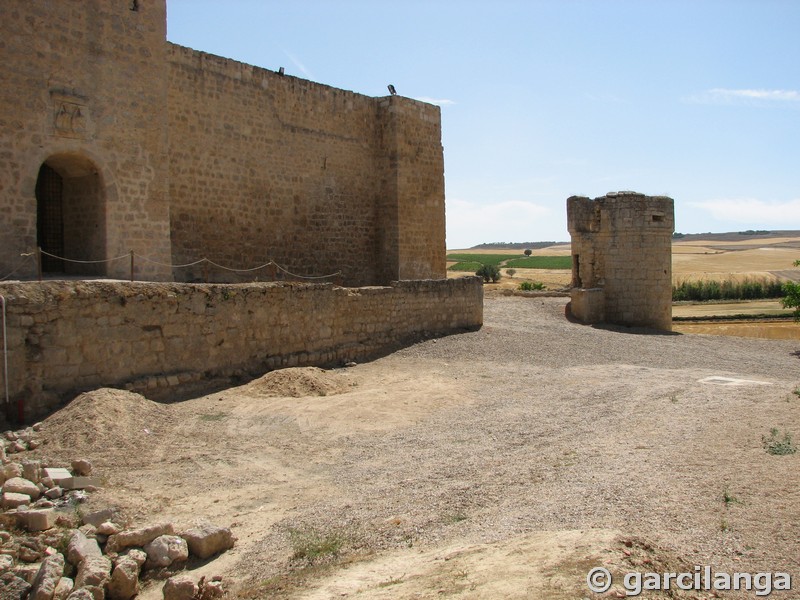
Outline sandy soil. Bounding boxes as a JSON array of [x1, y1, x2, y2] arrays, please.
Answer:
[[30, 296, 800, 599]]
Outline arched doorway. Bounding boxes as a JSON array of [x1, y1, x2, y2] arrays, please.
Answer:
[[35, 154, 106, 276]]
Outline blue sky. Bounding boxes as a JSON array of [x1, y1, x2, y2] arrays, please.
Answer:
[[167, 0, 800, 248]]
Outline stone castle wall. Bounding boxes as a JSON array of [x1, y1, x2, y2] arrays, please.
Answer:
[[0, 0, 173, 281], [567, 192, 674, 331], [0, 278, 483, 423], [0, 1, 446, 285]]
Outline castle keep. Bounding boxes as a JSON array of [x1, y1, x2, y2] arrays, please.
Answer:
[[567, 192, 674, 331], [0, 0, 446, 285]]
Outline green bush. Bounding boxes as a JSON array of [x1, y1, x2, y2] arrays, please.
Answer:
[[476, 264, 501, 283], [762, 428, 797, 456], [518, 281, 545, 291], [783, 281, 800, 320], [672, 278, 785, 302]]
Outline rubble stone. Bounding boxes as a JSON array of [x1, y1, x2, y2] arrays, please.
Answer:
[[2, 477, 40, 500], [106, 523, 175, 554], [0, 571, 32, 600], [181, 526, 235, 559], [66, 531, 102, 567], [143, 535, 188, 569], [29, 552, 65, 600], [70, 460, 92, 477], [108, 555, 141, 600], [74, 554, 112, 589], [16, 509, 56, 532], [52, 577, 74, 600], [162, 575, 198, 600], [64, 588, 94, 600], [2, 492, 30, 509]]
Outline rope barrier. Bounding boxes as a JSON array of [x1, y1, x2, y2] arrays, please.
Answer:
[[39, 249, 130, 264], [0, 254, 35, 282], [1, 249, 343, 284]]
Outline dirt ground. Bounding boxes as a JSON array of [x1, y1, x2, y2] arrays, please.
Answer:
[[32, 296, 800, 599]]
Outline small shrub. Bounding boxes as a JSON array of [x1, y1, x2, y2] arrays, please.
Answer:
[[288, 526, 346, 564], [518, 281, 545, 291], [476, 264, 501, 283], [506, 268, 516, 278], [762, 428, 797, 455]]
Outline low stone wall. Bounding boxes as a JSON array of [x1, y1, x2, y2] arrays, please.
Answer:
[[0, 278, 483, 423]]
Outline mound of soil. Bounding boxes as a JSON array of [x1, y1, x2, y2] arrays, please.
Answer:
[[41, 388, 173, 457], [245, 367, 349, 398]]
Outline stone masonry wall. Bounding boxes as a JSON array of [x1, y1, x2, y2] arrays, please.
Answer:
[[567, 192, 674, 330], [167, 45, 383, 286], [0, 278, 483, 423], [0, 0, 173, 281]]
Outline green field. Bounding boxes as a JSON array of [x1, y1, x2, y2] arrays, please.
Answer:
[[504, 256, 573, 269], [447, 253, 573, 271], [446, 253, 522, 267]]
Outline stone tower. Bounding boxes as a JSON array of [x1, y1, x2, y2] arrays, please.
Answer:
[[567, 192, 674, 331]]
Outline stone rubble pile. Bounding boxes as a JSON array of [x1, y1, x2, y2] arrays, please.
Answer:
[[0, 427, 235, 600]]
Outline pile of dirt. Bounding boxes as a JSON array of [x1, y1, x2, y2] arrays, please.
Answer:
[[244, 367, 350, 398], [40, 388, 173, 457]]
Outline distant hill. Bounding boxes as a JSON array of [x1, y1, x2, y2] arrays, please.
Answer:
[[468, 231, 800, 250], [672, 230, 800, 242], [469, 241, 568, 250]]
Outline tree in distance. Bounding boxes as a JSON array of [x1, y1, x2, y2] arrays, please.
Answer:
[[476, 264, 501, 283], [783, 259, 800, 320], [524, 249, 532, 256]]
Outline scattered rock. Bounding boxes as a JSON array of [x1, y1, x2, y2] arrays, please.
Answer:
[[106, 523, 175, 554], [162, 574, 198, 600], [64, 588, 94, 600], [2, 464, 22, 480], [107, 554, 141, 600], [0, 554, 14, 571], [66, 531, 102, 567], [2, 492, 31, 510], [181, 525, 235, 559], [197, 576, 225, 600], [2, 477, 40, 500], [16, 509, 56, 532], [29, 552, 65, 600], [21, 461, 42, 484], [143, 535, 188, 569], [97, 522, 121, 536], [0, 571, 32, 600], [74, 554, 112, 589], [80, 508, 118, 528], [44, 487, 63, 500], [52, 577, 74, 600], [119, 549, 146, 568], [70, 460, 92, 477]]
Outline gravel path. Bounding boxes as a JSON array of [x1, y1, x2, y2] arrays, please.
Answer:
[[235, 296, 800, 596]]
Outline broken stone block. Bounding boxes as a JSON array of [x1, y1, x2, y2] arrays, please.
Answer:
[[44, 487, 63, 500], [74, 554, 111, 589], [70, 460, 92, 477], [66, 531, 102, 567], [96, 522, 121, 536], [21, 461, 42, 484], [107, 555, 141, 600], [81, 508, 117, 528], [181, 526, 235, 559], [105, 523, 175, 554], [64, 588, 94, 600], [52, 577, 74, 600], [143, 535, 188, 569], [0, 571, 32, 600], [3, 463, 23, 479], [2, 492, 31, 509], [119, 549, 146, 568], [16, 509, 56, 532], [29, 552, 65, 600], [61, 477, 101, 491], [0, 554, 14, 571], [42, 469, 71, 488], [2, 477, 40, 500], [162, 575, 198, 600]]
